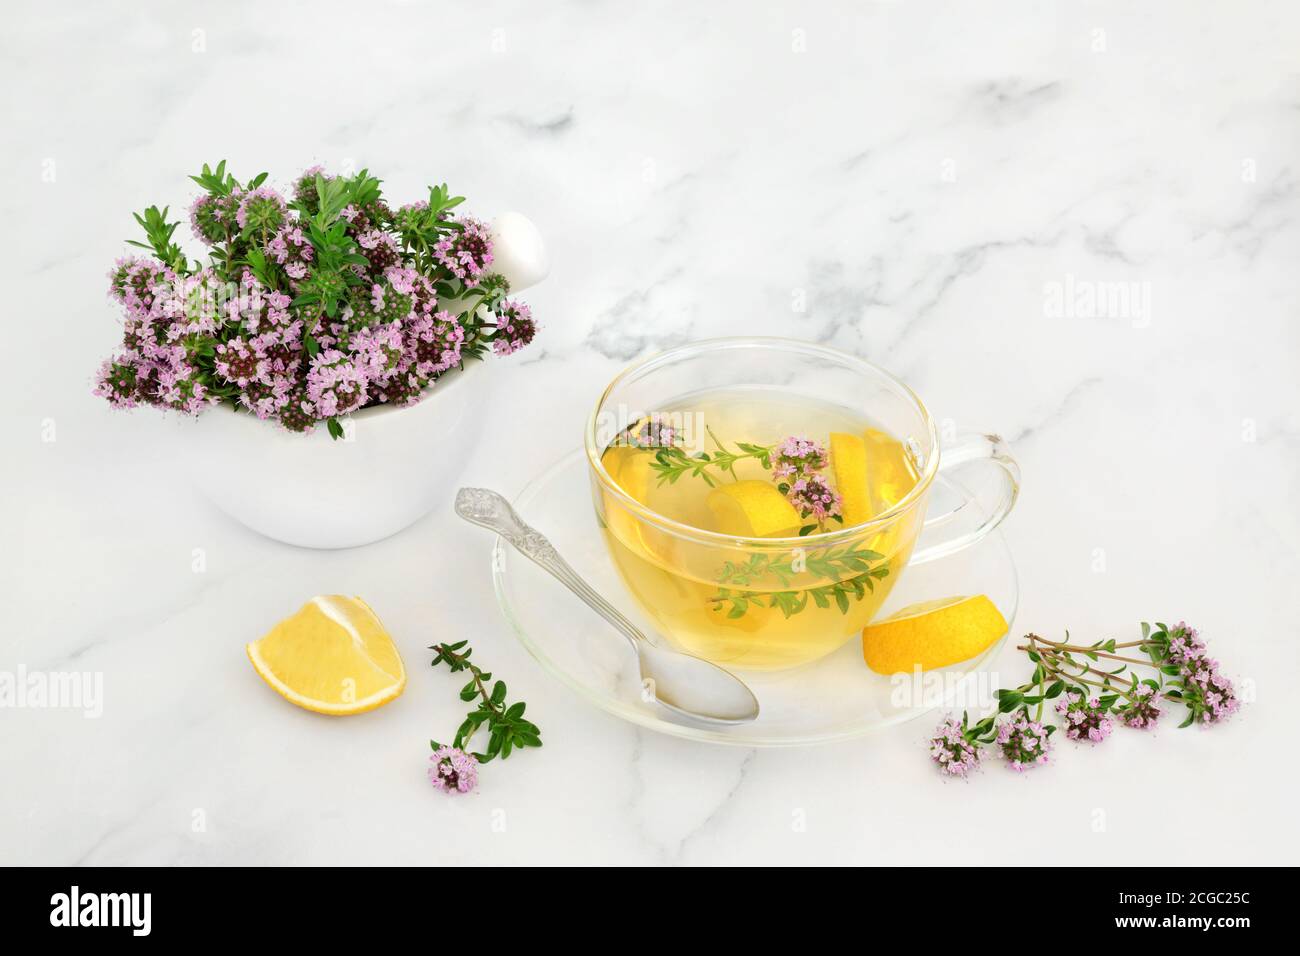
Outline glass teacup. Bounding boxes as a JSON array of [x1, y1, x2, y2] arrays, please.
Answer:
[[585, 338, 1019, 671]]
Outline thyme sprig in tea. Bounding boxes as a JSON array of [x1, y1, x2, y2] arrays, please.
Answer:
[[710, 545, 889, 619]]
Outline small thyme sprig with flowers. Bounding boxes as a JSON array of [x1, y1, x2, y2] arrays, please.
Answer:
[[931, 621, 1241, 778], [427, 640, 542, 795]]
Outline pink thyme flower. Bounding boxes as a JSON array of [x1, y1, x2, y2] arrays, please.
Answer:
[[291, 165, 333, 215], [151, 360, 211, 415], [293, 164, 326, 193], [996, 711, 1053, 771], [239, 376, 293, 420], [108, 256, 175, 317], [356, 228, 400, 275], [1117, 683, 1162, 729], [1054, 690, 1114, 743], [189, 194, 220, 245], [492, 300, 537, 356], [350, 321, 406, 383], [630, 413, 679, 449], [929, 715, 982, 778], [773, 435, 829, 480], [305, 348, 369, 418], [433, 216, 494, 287], [102, 343, 212, 416], [1162, 622, 1240, 726], [235, 186, 287, 233], [265, 223, 314, 284], [213, 337, 270, 388], [409, 271, 439, 315], [1165, 621, 1205, 667], [373, 365, 425, 407], [393, 200, 430, 235], [384, 264, 420, 297], [168, 269, 227, 337], [429, 746, 479, 794], [786, 473, 842, 522], [346, 275, 414, 328], [277, 386, 317, 433], [93, 353, 142, 409], [405, 309, 464, 380], [188, 192, 244, 245]]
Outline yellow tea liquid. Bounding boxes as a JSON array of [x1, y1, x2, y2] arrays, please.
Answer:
[[596, 389, 924, 670]]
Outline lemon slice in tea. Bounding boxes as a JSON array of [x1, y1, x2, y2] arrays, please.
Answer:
[[862, 594, 1007, 674], [247, 595, 407, 715], [706, 480, 801, 537], [862, 427, 918, 514], [829, 432, 870, 525]]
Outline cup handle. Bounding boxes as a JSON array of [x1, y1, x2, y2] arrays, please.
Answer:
[[907, 433, 1020, 566]]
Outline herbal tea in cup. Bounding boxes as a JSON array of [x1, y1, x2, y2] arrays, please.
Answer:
[[586, 339, 1019, 672]]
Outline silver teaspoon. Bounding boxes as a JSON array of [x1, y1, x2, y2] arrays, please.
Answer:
[[455, 487, 760, 724]]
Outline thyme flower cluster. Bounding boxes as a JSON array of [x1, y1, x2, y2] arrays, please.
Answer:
[[1164, 621, 1240, 725], [95, 162, 538, 436], [1054, 690, 1114, 743], [996, 711, 1054, 771], [772, 436, 842, 523], [928, 715, 982, 778]]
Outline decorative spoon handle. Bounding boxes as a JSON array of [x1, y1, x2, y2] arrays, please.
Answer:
[[454, 487, 648, 649]]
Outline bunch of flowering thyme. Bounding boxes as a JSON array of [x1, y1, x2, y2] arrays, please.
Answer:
[[930, 621, 1240, 778], [95, 162, 538, 437]]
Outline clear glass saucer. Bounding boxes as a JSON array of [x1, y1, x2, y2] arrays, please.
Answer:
[[492, 450, 1018, 746]]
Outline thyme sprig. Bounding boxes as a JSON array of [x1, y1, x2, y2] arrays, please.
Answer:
[[934, 621, 1241, 777], [648, 440, 776, 488], [125, 204, 188, 273], [709, 545, 889, 619], [1007, 623, 1225, 728], [429, 640, 542, 763]]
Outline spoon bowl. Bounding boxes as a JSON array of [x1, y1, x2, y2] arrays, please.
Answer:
[[455, 487, 760, 724], [635, 642, 760, 724]]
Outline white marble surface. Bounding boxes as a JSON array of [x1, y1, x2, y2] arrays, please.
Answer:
[[4, 0, 1298, 865]]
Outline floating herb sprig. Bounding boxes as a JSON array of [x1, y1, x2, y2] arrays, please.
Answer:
[[931, 621, 1240, 778], [648, 441, 776, 488], [427, 640, 542, 793], [709, 546, 889, 619]]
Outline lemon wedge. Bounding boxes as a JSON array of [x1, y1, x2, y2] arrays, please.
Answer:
[[600, 444, 676, 565], [862, 594, 1007, 674], [862, 427, 917, 513], [829, 432, 870, 525], [602, 445, 653, 501], [247, 595, 406, 715], [706, 480, 801, 537]]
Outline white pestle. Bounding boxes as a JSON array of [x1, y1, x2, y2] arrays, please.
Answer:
[[489, 211, 549, 293]]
